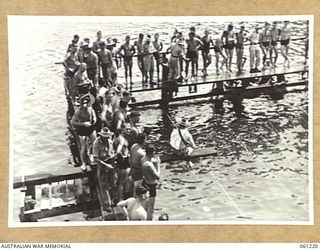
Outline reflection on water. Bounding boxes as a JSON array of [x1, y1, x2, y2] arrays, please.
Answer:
[[10, 18, 309, 222]]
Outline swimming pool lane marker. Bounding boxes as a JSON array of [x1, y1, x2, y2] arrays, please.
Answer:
[[163, 110, 247, 219]]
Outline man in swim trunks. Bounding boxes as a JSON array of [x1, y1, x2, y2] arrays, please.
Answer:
[[83, 46, 99, 87], [260, 22, 272, 69], [117, 186, 149, 220], [190, 26, 201, 75], [92, 31, 102, 54], [128, 111, 141, 147], [168, 37, 185, 81], [201, 28, 214, 77], [71, 94, 97, 171], [185, 32, 203, 77], [112, 99, 128, 132], [249, 24, 261, 73], [134, 33, 145, 84], [152, 33, 163, 81], [213, 35, 227, 75], [98, 41, 114, 88], [270, 21, 281, 67], [142, 35, 156, 85], [92, 127, 115, 217], [72, 62, 92, 104], [119, 35, 135, 87], [221, 24, 236, 72], [280, 20, 291, 67], [114, 124, 131, 201], [141, 144, 161, 220], [130, 133, 147, 196], [235, 25, 247, 75]]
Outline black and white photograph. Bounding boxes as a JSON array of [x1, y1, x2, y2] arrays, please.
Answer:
[[8, 15, 313, 226]]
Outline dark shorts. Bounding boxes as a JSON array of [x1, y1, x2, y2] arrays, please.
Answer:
[[186, 51, 197, 61], [280, 39, 290, 46], [123, 56, 133, 63], [225, 41, 235, 50], [131, 168, 143, 181], [116, 156, 130, 170], [271, 40, 278, 46], [262, 41, 270, 48], [214, 46, 222, 53], [143, 181, 157, 197], [153, 52, 160, 61], [235, 43, 244, 49], [76, 125, 95, 136]]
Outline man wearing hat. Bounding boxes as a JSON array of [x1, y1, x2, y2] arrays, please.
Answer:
[[117, 186, 149, 220], [98, 40, 114, 88], [170, 117, 196, 168], [168, 37, 185, 81], [92, 31, 102, 54], [92, 127, 115, 216], [71, 94, 97, 171], [249, 24, 261, 73]]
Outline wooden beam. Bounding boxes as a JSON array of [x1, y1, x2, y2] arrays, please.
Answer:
[[129, 66, 307, 93], [129, 80, 308, 108]]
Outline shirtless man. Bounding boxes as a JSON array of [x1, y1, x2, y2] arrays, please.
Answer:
[[71, 94, 97, 171], [134, 33, 145, 83], [98, 41, 114, 88], [117, 186, 149, 221], [270, 21, 281, 67], [112, 100, 128, 132], [92, 31, 102, 54], [72, 63, 91, 103], [221, 24, 236, 72], [189, 26, 201, 75], [66, 34, 80, 53], [249, 25, 261, 73], [114, 125, 131, 201], [168, 37, 185, 80], [280, 20, 291, 67], [260, 22, 271, 69], [185, 32, 203, 77], [142, 35, 155, 85], [83, 46, 98, 87], [63, 47, 80, 97], [141, 144, 160, 220], [119, 35, 135, 86], [152, 33, 163, 80], [213, 36, 227, 75], [128, 111, 141, 147], [201, 29, 214, 77], [130, 133, 147, 195], [235, 25, 247, 75]]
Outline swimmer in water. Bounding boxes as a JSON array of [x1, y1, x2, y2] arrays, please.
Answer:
[[117, 186, 149, 221]]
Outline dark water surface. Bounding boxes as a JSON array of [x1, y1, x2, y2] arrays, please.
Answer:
[[9, 17, 310, 222]]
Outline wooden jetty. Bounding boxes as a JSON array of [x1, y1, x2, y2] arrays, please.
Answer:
[[13, 146, 217, 222], [17, 60, 307, 222]]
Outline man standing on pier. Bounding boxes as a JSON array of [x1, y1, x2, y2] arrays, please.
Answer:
[[260, 22, 271, 69], [92, 127, 115, 217], [249, 25, 261, 73], [280, 20, 291, 68], [141, 144, 161, 220], [270, 21, 281, 67], [71, 94, 97, 171]]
